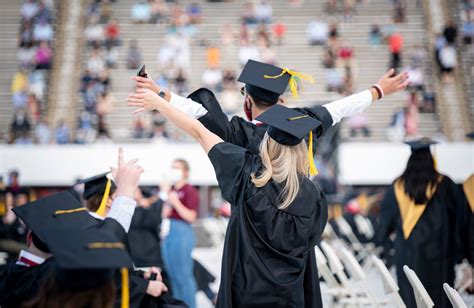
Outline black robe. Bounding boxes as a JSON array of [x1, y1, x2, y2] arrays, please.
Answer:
[[188, 88, 333, 155], [375, 176, 471, 307], [208, 142, 328, 307], [0, 258, 54, 308], [128, 201, 164, 268]]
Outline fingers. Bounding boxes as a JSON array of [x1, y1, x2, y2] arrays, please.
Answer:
[[397, 80, 409, 90], [162, 283, 168, 292], [131, 76, 149, 83], [110, 167, 117, 179], [118, 147, 124, 167], [128, 93, 145, 99], [133, 107, 145, 114], [384, 68, 395, 78], [127, 158, 139, 165]]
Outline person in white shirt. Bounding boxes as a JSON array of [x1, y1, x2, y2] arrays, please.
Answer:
[[202, 67, 223, 92], [306, 18, 329, 46]]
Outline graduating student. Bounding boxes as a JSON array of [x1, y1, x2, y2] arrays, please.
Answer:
[[132, 60, 409, 155], [25, 228, 133, 308], [127, 87, 330, 307], [0, 191, 98, 308], [375, 138, 471, 307]]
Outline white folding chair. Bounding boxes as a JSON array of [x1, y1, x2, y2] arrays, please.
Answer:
[[371, 255, 406, 308], [335, 217, 369, 262], [443, 283, 467, 308], [0, 252, 7, 265], [320, 241, 351, 289], [315, 245, 340, 289], [403, 265, 434, 308]]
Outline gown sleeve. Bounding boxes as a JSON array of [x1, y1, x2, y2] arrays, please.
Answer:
[[444, 177, 473, 264], [208, 142, 257, 206], [375, 185, 398, 247], [188, 88, 259, 149]]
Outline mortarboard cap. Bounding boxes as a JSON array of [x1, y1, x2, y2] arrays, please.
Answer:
[[78, 172, 116, 217], [404, 137, 438, 152], [12, 191, 98, 253], [238, 60, 314, 104], [256, 104, 321, 175], [79, 172, 116, 200], [44, 228, 132, 308], [256, 104, 322, 146]]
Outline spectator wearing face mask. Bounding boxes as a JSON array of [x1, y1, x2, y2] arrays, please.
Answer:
[[161, 159, 198, 308]]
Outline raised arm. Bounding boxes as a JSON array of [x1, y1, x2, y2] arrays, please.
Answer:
[[127, 89, 223, 154]]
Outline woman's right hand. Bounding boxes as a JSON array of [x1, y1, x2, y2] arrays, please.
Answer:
[[127, 88, 166, 114], [131, 75, 161, 94]]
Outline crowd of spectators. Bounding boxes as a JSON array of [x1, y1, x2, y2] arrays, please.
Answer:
[[7, 0, 55, 144]]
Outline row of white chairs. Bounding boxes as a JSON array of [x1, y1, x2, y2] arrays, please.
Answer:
[[316, 240, 468, 307]]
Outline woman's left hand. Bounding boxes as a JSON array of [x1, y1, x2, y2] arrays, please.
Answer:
[[127, 88, 166, 114]]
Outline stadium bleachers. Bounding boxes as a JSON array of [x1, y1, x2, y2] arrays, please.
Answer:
[[74, 0, 440, 142]]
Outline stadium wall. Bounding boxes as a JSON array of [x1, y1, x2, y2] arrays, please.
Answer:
[[0, 143, 472, 186]]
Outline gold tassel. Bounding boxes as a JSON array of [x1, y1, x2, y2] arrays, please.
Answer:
[[95, 178, 112, 217], [54, 207, 87, 215], [264, 68, 314, 98], [308, 131, 318, 176], [121, 268, 129, 308]]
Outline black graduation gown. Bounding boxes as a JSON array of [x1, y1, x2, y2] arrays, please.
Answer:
[[375, 176, 471, 307], [188, 88, 334, 155], [128, 201, 164, 268], [0, 258, 54, 308], [193, 259, 215, 292], [208, 142, 328, 308]]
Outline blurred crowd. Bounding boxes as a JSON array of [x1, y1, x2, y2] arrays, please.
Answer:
[[7, 0, 55, 145]]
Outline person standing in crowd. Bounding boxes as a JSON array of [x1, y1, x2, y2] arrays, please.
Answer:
[[375, 138, 472, 307], [161, 159, 199, 308], [389, 31, 404, 71], [127, 82, 329, 306]]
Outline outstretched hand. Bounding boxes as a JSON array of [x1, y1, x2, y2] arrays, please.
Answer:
[[127, 88, 166, 114], [376, 68, 409, 96], [131, 75, 161, 94], [111, 147, 144, 199]]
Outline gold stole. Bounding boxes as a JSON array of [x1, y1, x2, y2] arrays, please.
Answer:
[[394, 177, 442, 239], [463, 175, 474, 212]]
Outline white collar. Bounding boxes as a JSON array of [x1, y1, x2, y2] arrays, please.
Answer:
[[16, 250, 46, 267], [88, 211, 104, 220]]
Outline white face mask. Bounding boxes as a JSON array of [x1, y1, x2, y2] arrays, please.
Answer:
[[169, 168, 183, 183]]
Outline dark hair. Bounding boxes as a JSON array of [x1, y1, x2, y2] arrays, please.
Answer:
[[23, 273, 115, 308], [399, 148, 439, 204], [249, 94, 275, 109], [86, 186, 116, 212]]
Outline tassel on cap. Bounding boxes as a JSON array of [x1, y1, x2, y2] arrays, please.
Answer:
[[264, 68, 314, 98], [308, 131, 318, 176], [121, 268, 129, 308], [95, 178, 112, 217]]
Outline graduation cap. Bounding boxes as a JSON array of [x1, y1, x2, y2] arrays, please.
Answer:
[[78, 172, 116, 217], [256, 104, 322, 176], [404, 137, 438, 152], [43, 228, 132, 308], [238, 60, 314, 104], [12, 191, 98, 253]]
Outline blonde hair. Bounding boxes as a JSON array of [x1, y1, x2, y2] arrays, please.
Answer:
[[251, 133, 309, 209]]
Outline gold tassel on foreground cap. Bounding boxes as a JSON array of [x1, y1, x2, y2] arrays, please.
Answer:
[[54, 207, 87, 216], [95, 178, 112, 217], [87, 242, 129, 308], [308, 131, 318, 176], [121, 268, 129, 308], [264, 68, 314, 98]]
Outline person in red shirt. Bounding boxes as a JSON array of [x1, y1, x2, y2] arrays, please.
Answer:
[[105, 18, 120, 47], [162, 159, 198, 308], [272, 20, 287, 46], [389, 32, 404, 71]]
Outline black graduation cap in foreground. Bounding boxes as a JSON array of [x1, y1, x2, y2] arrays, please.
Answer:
[[238, 60, 314, 104], [256, 104, 322, 146], [404, 137, 438, 152], [78, 172, 116, 200], [256, 104, 321, 176], [44, 228, 132, 290], [12, 191, 98, 253]]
